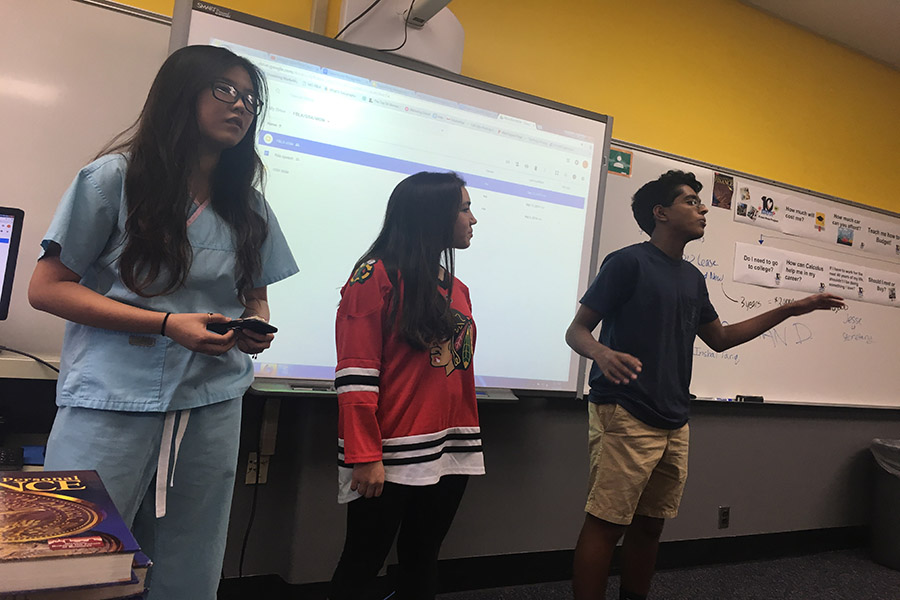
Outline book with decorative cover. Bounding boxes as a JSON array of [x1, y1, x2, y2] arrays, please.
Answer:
[[5, 552, 151, 600], [0, 470, 141, 594]]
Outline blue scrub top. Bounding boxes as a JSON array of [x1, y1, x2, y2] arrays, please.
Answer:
[[43, 154, 299, 412]]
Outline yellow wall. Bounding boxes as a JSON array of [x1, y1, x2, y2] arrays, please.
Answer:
[[127, 0, 900, 212], [134, 0, 312, 28]]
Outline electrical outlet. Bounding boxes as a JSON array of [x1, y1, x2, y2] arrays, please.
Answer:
[[244, 452, 270, 485], [718, 505, 730, 529]]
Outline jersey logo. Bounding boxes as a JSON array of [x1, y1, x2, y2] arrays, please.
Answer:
[[349, 259, 376, 286], [429, 309, 473, 376]]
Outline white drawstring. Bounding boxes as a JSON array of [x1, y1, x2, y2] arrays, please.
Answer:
[[155, 409, 191, 518], [170, 410, 190, 486]]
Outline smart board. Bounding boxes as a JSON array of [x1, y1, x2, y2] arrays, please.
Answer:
[[178, 2, 612, 393]]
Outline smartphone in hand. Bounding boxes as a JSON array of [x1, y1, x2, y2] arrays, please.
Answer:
[[207, 318, 278, 335]]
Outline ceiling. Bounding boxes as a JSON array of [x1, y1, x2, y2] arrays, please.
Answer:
[[740, 0, 900, 70]]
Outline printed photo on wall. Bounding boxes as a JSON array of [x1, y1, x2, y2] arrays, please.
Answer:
[[733, 184, 782, 230], [837, 225, 855, 247], [736, 187, 754, 219], [712, 173, 734, 210], [607, 147, 633, 177], [815, 212, 826, 231]]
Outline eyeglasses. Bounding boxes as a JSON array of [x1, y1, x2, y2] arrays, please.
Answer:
[[682, 198, 704, 208], [210, 81, 262, 115]]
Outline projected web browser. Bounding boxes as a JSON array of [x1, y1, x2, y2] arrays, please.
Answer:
[[186, 9, 610, 392]]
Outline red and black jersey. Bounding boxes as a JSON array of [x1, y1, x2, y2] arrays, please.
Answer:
[[335, 259, 485, 503]]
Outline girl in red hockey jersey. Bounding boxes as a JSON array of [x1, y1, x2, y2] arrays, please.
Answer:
[[330, 172, 483, 600]]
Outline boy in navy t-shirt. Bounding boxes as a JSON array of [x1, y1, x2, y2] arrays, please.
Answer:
[[565, 170, 844, 600]]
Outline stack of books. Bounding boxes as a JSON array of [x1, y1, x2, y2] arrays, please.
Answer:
[[0, 470, 149, 599]]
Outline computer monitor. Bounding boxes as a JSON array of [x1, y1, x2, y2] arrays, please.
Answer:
[[0, 207, 25, 321]]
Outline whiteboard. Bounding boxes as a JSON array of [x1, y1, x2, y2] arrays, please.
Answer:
[[0, 0, 170, 378], [588, 141, 900, 409]]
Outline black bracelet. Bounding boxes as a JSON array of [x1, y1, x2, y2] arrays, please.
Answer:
[[160, 312, 172, 336]]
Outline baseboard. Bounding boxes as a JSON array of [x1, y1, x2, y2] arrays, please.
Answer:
[[217, 525, 866, 599], [653, 525, 866, 571]]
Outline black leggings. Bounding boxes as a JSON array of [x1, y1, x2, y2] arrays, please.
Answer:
[[330, 475, 469, 600]]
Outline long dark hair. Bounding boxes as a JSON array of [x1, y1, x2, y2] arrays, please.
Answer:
[[359, 172, 466, 349], [100, 45, 269, 301]]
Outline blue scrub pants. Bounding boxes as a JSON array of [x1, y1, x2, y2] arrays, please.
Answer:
[[44, 398, 242, 600]]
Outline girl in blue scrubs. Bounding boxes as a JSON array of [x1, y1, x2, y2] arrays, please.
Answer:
[[28, 46, 298, 600]]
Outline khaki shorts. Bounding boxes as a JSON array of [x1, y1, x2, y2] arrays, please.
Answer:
[[585, 402, 689, 525]]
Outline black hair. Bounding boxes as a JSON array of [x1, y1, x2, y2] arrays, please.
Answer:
[[358, 171, 467, 349], [631, 170, 702, 235], [100, 45, 269, 302]]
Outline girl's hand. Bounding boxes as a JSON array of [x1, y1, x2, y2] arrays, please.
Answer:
[[351, 461, 385, 498], [236, 322, 274, 355], [165, 312, 236, 355]]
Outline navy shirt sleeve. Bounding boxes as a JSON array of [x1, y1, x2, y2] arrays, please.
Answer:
[[580, 248, 639, 318]]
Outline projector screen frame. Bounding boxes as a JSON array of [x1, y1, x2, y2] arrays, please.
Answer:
[[171, 1, 613, 397]]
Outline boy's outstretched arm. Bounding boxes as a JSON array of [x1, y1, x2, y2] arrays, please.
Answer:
[[697, 293, 846, 352], [566, 305, 642, 385]]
